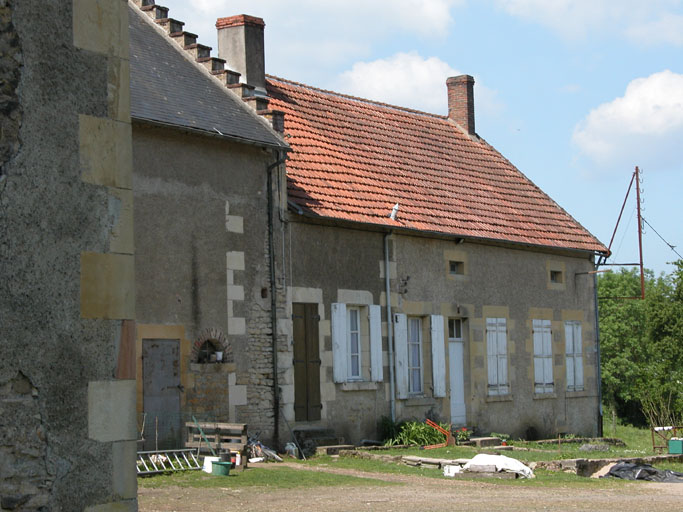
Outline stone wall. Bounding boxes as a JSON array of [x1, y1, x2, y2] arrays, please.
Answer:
[[133, 125, 287, 446], [1, 0, 137, 510], [286, 219, 600, 443]]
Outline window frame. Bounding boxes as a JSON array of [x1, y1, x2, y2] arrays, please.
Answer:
[[448, 318, 463, 341], [532, 319, 554, 394], [347, 307, 362, 380], [449, 260, 465, 275], [565, 321, 584, 392], [486, 317, 509, 396], [408, 316, 423, 394]]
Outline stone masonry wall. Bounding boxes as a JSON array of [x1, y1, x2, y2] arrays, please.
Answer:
[[1, 1, 137, 510]]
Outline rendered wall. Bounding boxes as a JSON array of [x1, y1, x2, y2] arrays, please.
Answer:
[[132, 125, 286, 443], [286, 219, 600, 443], [0, 0, 136, 510]]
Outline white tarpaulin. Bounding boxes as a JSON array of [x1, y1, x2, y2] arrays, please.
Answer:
[[443, 453, 534, 479]]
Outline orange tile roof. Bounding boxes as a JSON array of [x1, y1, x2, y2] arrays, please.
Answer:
[[266, 76, 607, 254]]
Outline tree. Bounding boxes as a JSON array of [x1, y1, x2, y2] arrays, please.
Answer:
[[598, 260, 683, 427], [598, 268, 650, 425]]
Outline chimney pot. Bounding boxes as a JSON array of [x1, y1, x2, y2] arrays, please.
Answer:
[[446, 75, 475, 135], [216, 15, 266, 93]]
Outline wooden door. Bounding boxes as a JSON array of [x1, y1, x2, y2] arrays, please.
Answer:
[[293, 303, 321, 421], [142, 339, 181, 450]]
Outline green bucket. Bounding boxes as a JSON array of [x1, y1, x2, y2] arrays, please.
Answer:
[[211, 461, 232, 476]]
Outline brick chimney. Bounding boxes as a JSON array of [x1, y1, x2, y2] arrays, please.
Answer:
[[216, 15, 266, 93], [446, 75, 475, 135]]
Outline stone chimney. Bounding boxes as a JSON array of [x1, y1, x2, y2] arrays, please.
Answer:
[[446, 75, 475, 135], [216, 15, 266, 93]]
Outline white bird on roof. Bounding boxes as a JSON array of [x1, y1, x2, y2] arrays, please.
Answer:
[[389, 203, 399, 220]]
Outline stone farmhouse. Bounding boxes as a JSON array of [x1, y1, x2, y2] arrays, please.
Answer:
[[128, 0, 609, 448]]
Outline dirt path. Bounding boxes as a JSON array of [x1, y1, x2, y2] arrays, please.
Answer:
[[138, 462, 683, 512]]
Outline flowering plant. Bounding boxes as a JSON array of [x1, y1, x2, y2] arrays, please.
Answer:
[[454, 427, 471, 444]]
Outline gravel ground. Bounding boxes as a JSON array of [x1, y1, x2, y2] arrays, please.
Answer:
[[138, 462, 683, 512]]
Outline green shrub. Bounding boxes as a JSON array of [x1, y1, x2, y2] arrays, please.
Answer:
[[384, 420, 451, 446]]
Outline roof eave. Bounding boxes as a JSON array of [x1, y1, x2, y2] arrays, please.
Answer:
[[131, 116, 290, 151], [287, 208, 608, 257]]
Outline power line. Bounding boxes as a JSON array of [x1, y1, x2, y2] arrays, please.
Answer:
[[642, 217, 682, 260]]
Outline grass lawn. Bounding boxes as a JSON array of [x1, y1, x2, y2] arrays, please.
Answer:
[[138, 466, 396, 490], [377, 423, 662, 462], [138, 423, 682, 491], [298, 455, 635, 488]]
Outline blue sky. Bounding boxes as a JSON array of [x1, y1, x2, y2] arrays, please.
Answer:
[[158, 0, 683, 276]]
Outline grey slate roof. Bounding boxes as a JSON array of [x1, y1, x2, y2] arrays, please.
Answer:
[[129, 7, 287, 149]]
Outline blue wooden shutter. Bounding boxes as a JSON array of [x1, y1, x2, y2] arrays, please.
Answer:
[[430, 315, 446, 397], [394, 313, 408, 399], [331, 303, 347, 383], [369, 305, 383, 382]]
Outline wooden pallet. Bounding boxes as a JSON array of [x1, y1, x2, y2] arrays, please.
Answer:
[[185, 422, 248, 470]]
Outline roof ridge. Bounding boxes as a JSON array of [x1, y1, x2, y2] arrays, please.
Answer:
[[266, 74, 448, 120]]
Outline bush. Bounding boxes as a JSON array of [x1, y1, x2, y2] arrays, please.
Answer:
[[383, 420, 452, 446]]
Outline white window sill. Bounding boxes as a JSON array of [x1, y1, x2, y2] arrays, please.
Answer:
[[566, 388, 589, 398], [485, 394, 513, 403], [403, 396, 436, 407], [341, 381, 378, 391]]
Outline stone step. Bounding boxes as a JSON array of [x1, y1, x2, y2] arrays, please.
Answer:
[[198, 57, 226, 73], [227, 83, 255, 98], [243, 95, 270, 111], [184, 43, 212, 60], [315, 444, 355, 456], [170, 31, 198, 48], [212, 69, 241, 86], [470, 436, 501, 448], [155, 18, 185, 35], [141, 4, 168, 20]]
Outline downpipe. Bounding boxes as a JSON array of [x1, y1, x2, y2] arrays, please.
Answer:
[[267, 151, 286, 448], [384, 232, 396, 422]]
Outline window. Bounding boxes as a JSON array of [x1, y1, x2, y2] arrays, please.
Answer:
[[550, 270, 563, 284], [408, 317, 423, 393], [348, 307, 361, 379], [197, 340, 219, 364], [448, 318, 463, 340], [449, 261, 464, 275], [331, 303, 383, 383], [565, 321, 583, 391], [486, 317, 508, 395], [533, 319, 553, 393]]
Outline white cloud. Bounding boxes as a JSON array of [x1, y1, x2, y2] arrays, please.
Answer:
[[159, 0, 465, 82], [336, 52, 458, 113], [572, 70, 683, 171], [626, 13, 683, 46], [335, 52, 503, 116], [177, 0, 463, 39], [495, 0, 683, 44]]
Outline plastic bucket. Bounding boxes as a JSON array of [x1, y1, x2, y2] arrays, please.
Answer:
[[212, 461, 231, 476]]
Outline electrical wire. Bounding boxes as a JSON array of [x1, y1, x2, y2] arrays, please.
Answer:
[[642, 217, 682, 260]]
